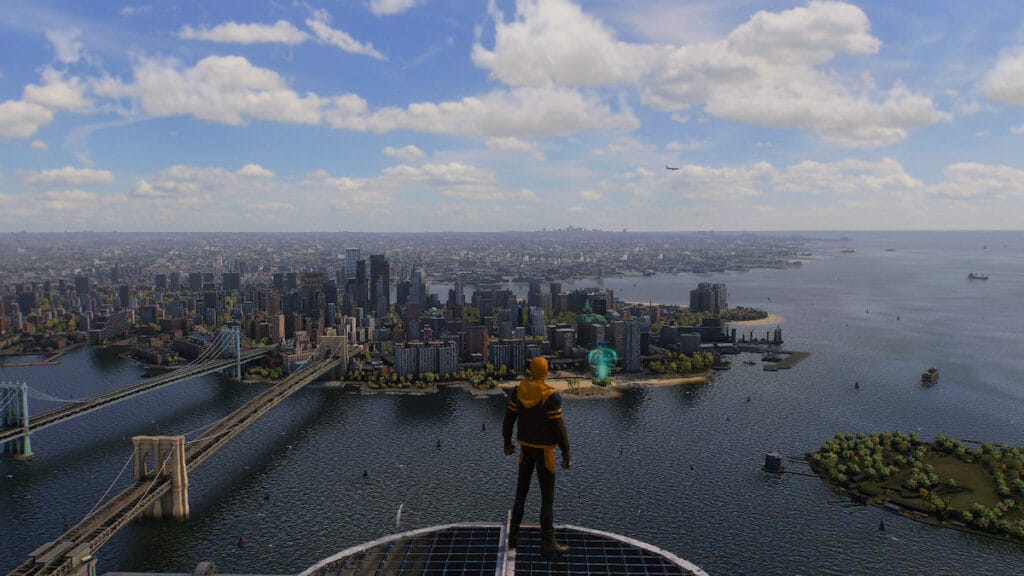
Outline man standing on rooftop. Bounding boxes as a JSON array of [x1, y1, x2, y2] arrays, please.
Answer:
[[503, 356, 572, 555]]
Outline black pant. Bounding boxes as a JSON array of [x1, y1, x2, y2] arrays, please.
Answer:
[[511, 446, 555, 530]]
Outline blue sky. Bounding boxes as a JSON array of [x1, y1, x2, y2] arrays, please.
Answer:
[[2, 0, 1024, 232]]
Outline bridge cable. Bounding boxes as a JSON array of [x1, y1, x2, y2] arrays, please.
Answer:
[[82, 451, 135, 519], [25, 384, 81, 404], [178, 418, 222, 440], [0, 390, 18, 414]]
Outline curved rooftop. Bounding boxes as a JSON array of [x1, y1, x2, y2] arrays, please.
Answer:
[[299, 522, 709, 576]]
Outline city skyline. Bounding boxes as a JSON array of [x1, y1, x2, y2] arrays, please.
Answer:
[[3, 0, 1024, 232]]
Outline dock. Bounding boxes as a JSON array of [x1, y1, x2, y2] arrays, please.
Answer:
[[763, 351, 811, 371], [2, 350, 67, 368]]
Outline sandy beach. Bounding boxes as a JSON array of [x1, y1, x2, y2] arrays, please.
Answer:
[[499, 371, 710, 400], [730, 313, 784, 326]]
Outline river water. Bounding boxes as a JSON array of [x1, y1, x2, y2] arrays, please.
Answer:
[[2, 231, 1023, 574]]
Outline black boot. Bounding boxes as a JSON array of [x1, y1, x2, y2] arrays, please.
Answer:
[[541, 529, 568, 555], [508, 524, 520, 549]]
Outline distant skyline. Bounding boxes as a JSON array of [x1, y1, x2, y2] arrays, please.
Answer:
[[2, 0, 1024, 232]]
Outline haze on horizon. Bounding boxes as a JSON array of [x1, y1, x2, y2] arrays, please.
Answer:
[[2, 0, 1024, 233]]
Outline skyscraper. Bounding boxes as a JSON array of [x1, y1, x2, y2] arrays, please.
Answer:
[[344, 248, 360, 281], [370, 254, 390, 318], [690, 283, 728, 315], [623, 318, 642, 372], [355, 259, 368, 310], [74, 276, 91, 297]]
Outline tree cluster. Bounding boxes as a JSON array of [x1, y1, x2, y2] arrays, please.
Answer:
[[644, 351, 714, 375], [809, 432, 1024, 540]]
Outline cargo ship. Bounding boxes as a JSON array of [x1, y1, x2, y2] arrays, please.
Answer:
[[967, 273, 989, 280]]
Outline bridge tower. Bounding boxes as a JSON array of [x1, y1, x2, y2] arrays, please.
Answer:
[[131, 435, 189, 520], [222, 323, 242, 381], [1, 381, 33, 458]]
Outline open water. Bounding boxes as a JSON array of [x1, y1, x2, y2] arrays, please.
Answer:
[[2, 231, 1023, 575]]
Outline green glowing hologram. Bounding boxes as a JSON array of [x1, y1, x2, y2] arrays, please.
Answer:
[[588, 343, 618, 386]]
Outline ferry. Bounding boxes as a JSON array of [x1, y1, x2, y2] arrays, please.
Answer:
[[921, 368, 939, 384], [967, 273, 989, 280]]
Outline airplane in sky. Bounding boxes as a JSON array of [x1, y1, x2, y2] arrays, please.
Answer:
[[665, 165, 679, 171]]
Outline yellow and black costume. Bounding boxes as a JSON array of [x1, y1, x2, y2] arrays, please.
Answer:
[[503, 356, 571, 554]]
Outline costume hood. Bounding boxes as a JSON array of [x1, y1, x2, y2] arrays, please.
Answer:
[[517, 357, 553, 409]]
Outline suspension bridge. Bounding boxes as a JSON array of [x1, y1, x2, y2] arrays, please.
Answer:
[[0, 328, 271, 458], [6, 339, 352, 576]]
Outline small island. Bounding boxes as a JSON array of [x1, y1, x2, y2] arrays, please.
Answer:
[[807, 431, 1024, 542]]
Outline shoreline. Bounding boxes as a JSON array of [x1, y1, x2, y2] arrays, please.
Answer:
[[730, 313, 784, 326], [258, 369, 712, 401]]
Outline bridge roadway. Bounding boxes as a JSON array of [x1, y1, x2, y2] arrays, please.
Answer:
[[0, 348, 271, 446], [8, 356, 344, 576]]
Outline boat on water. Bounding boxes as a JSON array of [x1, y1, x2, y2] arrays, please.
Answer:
[[743, 360, 757, 366], [968, 273, 989, 280], [921, 368, 939, 384], [840, 249, 856, 254], [762, 353, 782, 363]]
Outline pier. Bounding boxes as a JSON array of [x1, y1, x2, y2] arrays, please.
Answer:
[[762, 351, 811, 371]]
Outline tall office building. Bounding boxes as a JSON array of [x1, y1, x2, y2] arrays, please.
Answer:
[[343, 248, 361, 281], [623, 319, 642, 372], [369, 254, 390, 318], [188, 272, 202, 292], [409, 266, 424, 307], [222, 272, 241, 292], [448, 279, 465, 308], [118, 285, 131, 309], [355, 260, 368, 310], [689, 283, 727, 315], [168, 272, 180, 292], [74, 276, 91, 296]]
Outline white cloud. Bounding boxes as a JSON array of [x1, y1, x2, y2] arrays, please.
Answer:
[[578, 189, 604, 201], [383, 145, 426, 162], [237, 163, 276, 178], [486, 137, 545, 160], [24, 166, 115, 186], [777, 158, 922, 196], [472, 0, 657, 88], [666, 162, 776, 200], [45, 29, 84, 64], [0, 101, 55, 139], [984, 48, 1024, 106], [23, 68, 92, 112], [251, 202, 297, 212], [120, 5, 152, 16], [369, 0, 425, 16], [41, 189, 98, 211], [666, 139, 710, 151], [382, 162, 495, 186], [1011, 124, 1024, 135], [325, 86, 637, 138], [929, 163, 1024, 199], [178, 20, 309, 45], [128, 164, 285, 212], [306, 10, 386, 60], [472, 0, 947, 147], [97, 55, 324, 125], [30, 139, 48, 150]]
